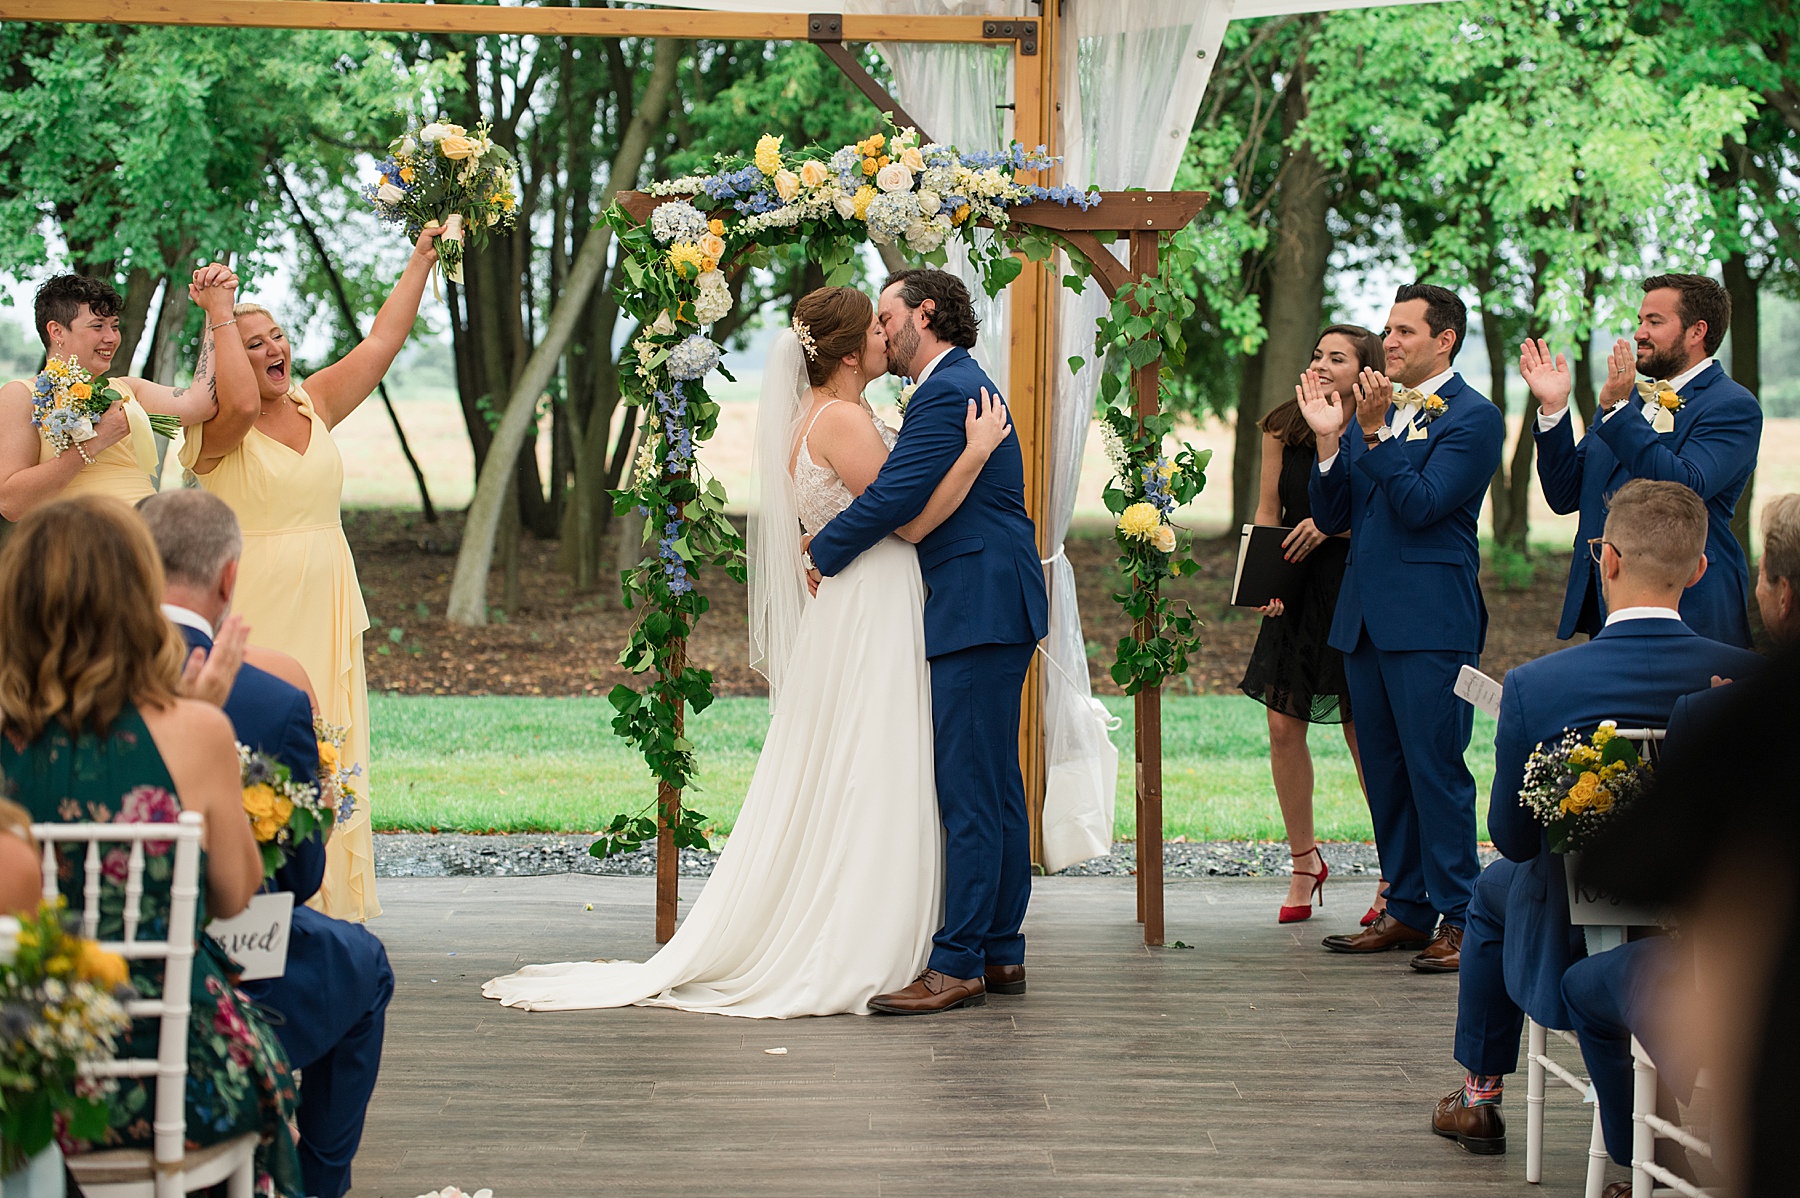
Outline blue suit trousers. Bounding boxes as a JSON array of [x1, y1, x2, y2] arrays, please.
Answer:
[[927, 640, 1036, 979], [1342, 634, 1480, 931], [1455, 859, 1529, 1077], [1563, 938, 1684, 1166]]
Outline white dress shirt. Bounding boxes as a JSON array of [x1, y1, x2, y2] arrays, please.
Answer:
[[911, 346, 955, 388], [1318, 368, 1457, 474], [161, 603, 214, 639], [1603, 605, 1682, 627], [1537, 356, 1715, 433]]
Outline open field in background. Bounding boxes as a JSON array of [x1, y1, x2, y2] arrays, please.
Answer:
[[334, 377, 1800, 551], [368, 693, 1499, 844]]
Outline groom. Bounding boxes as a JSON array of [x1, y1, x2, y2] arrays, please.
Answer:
[[803, 268, 1048, 1015]]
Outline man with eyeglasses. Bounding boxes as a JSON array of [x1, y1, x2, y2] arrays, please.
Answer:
[[1521, 273, 1760, 648]]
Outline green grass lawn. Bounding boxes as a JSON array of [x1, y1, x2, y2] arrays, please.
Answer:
[[369, 694, 1498, 843]]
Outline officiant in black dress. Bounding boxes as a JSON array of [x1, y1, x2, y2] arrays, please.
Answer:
[[1238, 324, 1383, 926]]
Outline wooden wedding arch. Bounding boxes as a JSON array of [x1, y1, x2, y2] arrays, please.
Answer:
[[4, 0, 1210, 946]]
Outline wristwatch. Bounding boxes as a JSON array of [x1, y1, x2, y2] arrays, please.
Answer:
[[801, 549, 817, 573]]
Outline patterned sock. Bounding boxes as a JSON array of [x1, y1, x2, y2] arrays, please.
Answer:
[[1464, 1074, 1504, 1107]]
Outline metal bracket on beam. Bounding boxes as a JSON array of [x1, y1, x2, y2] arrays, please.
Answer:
[[807, 13, 932, 142], [982, 18, 1038, 55]]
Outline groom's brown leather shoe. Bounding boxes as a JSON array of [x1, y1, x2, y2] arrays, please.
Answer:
[[1321, 912, 1432, 954], [868, 970, 986, 1015], [1432, 1087, 1506, 1154], [985, 964, 1025, 995]]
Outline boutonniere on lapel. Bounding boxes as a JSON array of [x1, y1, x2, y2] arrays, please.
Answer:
[[1395, 389, 1447, 441], [1636, 379, 1684, 434]]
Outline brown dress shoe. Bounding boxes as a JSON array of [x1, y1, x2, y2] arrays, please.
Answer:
[[1410, 923, 1463, 973], [985, 964, 1025, 995], [1601, 1184, 1632, 1198], [1321, 912, 1432, 954], [1432, 1087, 1506, 1154], [868, 970, 986, 1015]]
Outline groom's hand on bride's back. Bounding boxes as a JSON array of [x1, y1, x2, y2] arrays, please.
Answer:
[[964, 388, 1013, 458]]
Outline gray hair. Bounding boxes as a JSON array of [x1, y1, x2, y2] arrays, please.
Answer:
[[136, 490, 242, 588], [1765, 493, 1800, 589]]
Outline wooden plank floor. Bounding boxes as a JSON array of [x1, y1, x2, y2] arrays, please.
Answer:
[[349, 875, 1613, 1197]]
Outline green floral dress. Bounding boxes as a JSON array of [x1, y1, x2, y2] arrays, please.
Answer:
[[3, 705, 304, 1198]]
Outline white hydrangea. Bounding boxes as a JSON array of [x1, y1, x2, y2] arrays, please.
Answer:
[[920, 165, 956, 196], [903, 213, 952, 254], [667, 334, 722, 381], [649, 200, 710, 245], [864, 191, 921, 245], [694, 277, 733, 325]]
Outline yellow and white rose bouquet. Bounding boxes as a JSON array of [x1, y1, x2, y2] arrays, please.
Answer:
[[30, 356, 177, 458], [237, 743, 333, 879], [365, 118, 519, 285], [313, 716, 361, 827], [1518, 721, 1656, 853]]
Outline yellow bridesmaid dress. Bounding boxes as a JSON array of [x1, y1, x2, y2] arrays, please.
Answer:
[[181, 382, 380, 921], [24, 378, 159, 505]]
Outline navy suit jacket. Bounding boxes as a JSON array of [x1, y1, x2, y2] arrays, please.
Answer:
[[1534, 361, 1760, 646], [807, 346, 1048, 658], [1485, 619, 1760, 1027], [1309, 373, 1504, 654], [177, 624, 323, 900]]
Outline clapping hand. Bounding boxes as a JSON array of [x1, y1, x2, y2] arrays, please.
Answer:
[[1353, 367, 1394, 432], [964, 387, 1012, 457], [1597, 338, 1637, 410], [1295, 371, 1347, 446], [1519, 339, 1571, 416], [180, 614, 248, 708]]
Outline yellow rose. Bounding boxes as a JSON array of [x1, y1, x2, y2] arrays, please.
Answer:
[[76, 940, 129, 989], [1117, 502, 1161, 542], [774, 169, 800, 202], [317, 740, 339, 776], [799, 160, 830, 189], [243, 783, 276, 821], [698, 233, 727, 261], [1150, 524, 1177, 554], [69, 382, 92, 401], [754, 134, 783, 176], [901, 146, 925, 172], [862, 157, 879, 177], [852, 185, 878, 220], [708, 218, 725, 236], [441, 122, 467, 137], [1658, 388, 1682, 410], [273, 797, 294, 826], [254, 815, 283, 842], [1565, 772, 1603, 813], [865, 133, 885, 152], [438, 134, 476, 160], [400, 165, 416, 184]]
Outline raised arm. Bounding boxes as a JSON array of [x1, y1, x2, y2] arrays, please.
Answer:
[[1356, 399, 1504, 531], [897, 390, 1011, 543], [302, 226, 441, 429], [1593, 386, 1762, 500], [118, 264, 246, 427]]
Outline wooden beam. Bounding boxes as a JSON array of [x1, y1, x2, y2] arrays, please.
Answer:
[[1011, 191, 1211, 232], [0, 0, 996, 42], [1129, 229, 1165, 949]]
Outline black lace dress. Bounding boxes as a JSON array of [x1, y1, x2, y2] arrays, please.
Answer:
[[1237, 440, 1353, 724]]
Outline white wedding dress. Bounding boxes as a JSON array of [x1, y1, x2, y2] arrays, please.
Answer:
[[482, 403, 944, 1018]]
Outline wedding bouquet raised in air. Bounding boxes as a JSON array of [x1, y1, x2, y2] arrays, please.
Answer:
[[0, 899, 134, 1174], [1518, 721, 1655, 853], [238, 743, 336, 879], [364, 118, 518, 285], [31, 356, 178, 457]]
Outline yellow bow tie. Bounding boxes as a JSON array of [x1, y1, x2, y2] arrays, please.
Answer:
[[1393, 386, 1426, 406], [1636, 380, 1680, 408]]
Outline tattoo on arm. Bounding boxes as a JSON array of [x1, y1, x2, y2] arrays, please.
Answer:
[[172, 328, 216, 402]]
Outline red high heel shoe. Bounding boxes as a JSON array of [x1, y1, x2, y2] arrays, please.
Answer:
[[1360, 876, 1390, 927], [1279, 845, 1328, 924]]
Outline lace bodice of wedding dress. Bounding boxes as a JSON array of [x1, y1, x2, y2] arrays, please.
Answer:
[[793, 401, 897, 535]]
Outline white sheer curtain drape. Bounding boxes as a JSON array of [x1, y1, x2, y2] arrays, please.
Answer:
[[1034, 1, 1224, 872]]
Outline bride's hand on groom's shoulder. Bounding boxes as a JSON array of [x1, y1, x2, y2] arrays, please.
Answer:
[[964, 388, 1012, 458]]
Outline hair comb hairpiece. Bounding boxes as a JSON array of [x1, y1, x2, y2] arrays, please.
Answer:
[[791, 317, 818, 361]]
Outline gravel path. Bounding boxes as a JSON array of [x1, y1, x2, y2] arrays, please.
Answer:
[[373, 832, 1498, 880]]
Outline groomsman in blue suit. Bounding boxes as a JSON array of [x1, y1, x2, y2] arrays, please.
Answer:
[[804, 269, 1048, 1015], [1428, 481, 1761, 1158], [1524, 273, 1761, 648], [1554, 491, 1797, 1174], [140, 491, 392, 1198], [1300, 283, 1503, 970]]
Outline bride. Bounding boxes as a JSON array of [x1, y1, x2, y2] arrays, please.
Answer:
[[483, 285, 1012, 1017]]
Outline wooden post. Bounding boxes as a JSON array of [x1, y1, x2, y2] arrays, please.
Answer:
[[656, 636, 686, 943], [1130, 229, 1165, 948]]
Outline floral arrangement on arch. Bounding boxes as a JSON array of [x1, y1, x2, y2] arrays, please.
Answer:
[[1518, 721, 1656, 853], [591, 122, 1100, 859], [364, 118, 519, 284], [238, 743, 336, 880], [0, 898, 134, 1174]]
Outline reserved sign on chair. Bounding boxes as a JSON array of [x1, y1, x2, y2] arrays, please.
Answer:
[[206, 892, 294, 981]]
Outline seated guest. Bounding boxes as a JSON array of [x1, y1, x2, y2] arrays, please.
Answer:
[[0, 797, 44, 915], [139, 489, 392, 1198], [1431, 480, 1761, 1155], [1560, 491, 1800, 1187], [0, 496, 304, 1196]]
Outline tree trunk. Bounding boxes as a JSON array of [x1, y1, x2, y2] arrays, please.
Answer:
[[145, 272, 190, 386], [1722, 251, 1760, 559], [447, 41, 681, 626], [115, 267, 157, 376], [1572, 266, 1599, 427], [1232, 339, 1266, 529]]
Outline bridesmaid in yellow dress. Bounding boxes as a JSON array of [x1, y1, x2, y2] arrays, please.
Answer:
[[0, 268, 245, 518], [182, 227, 442, 922]]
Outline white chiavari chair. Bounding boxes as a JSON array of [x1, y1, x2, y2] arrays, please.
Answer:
[[1630, 1036, 1719, 1197], [30, 814, 257, 1198]]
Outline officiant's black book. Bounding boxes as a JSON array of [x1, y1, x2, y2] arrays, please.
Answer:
[[1230, 524, 1308, 608]]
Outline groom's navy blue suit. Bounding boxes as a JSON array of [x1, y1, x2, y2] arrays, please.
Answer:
[[1310, 372, 1503, 933], [1534, 360, 1760, 646], [178, 623, 392, 1198], [809, 345, 1048, 980]]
